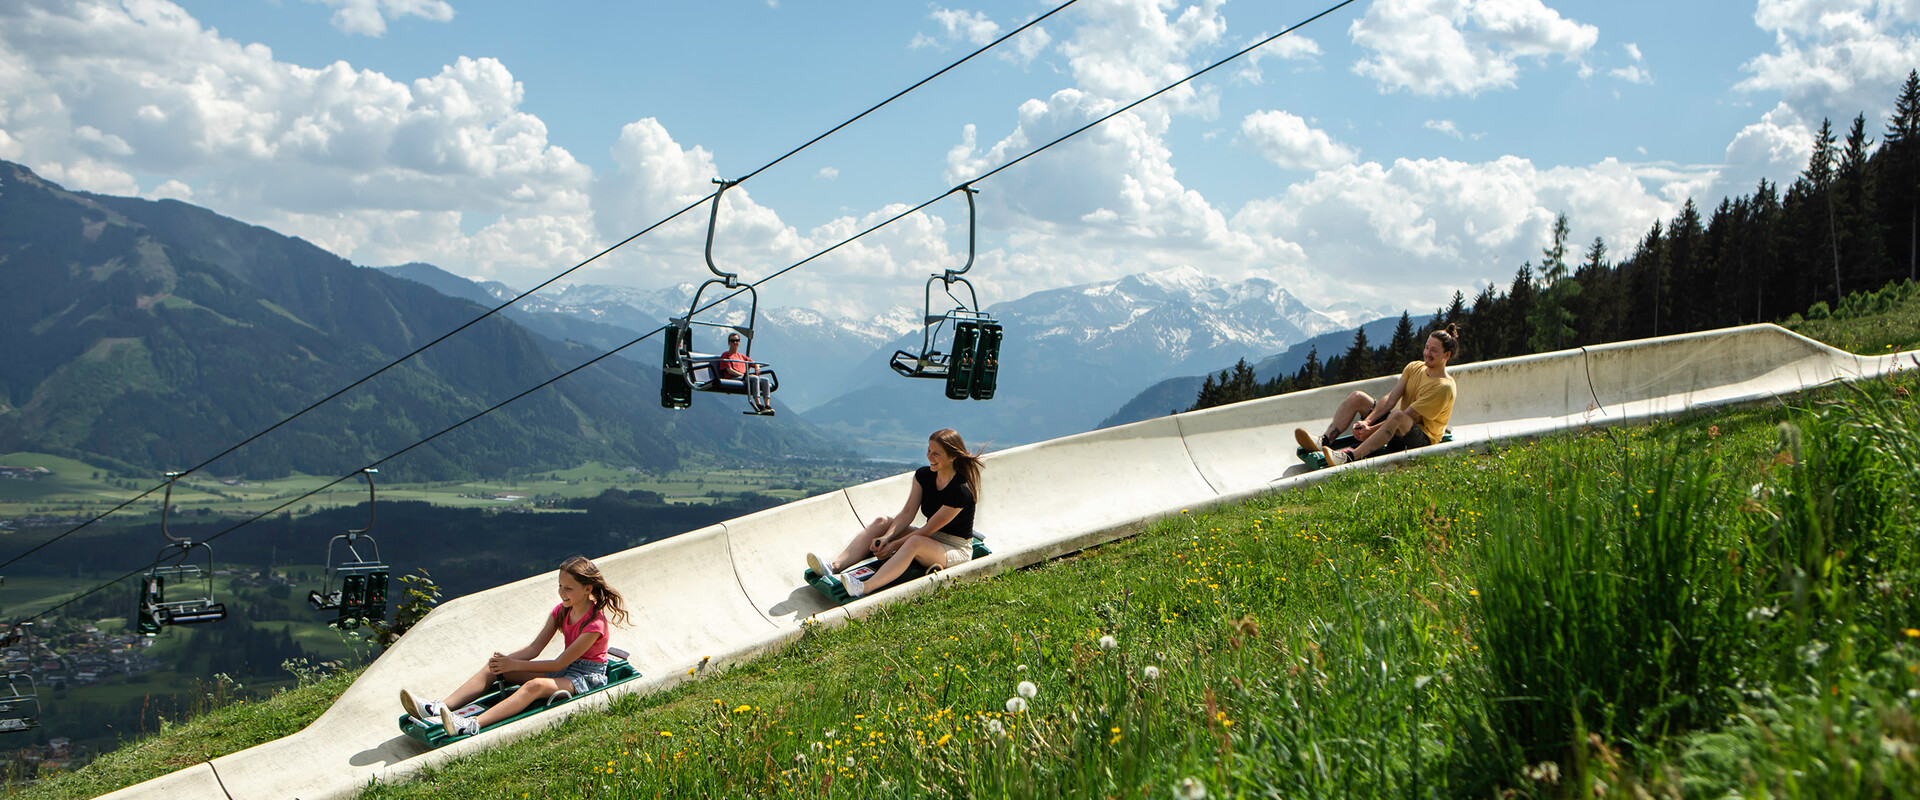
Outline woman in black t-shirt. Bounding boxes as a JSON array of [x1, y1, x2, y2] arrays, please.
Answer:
[[806, 429, 984, 598]]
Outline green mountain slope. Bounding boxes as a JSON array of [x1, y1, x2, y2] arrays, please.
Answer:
[[0, 161, 849, 479]]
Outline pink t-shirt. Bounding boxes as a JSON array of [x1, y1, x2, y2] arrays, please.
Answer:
[[719, 351, 751, 379], [551, 603, 609, 664]]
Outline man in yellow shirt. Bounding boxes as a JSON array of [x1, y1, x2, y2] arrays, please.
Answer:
[[1294, 324, 1460, 466]]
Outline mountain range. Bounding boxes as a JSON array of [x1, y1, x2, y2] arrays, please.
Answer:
[[403, 265, 1359, 460], [0, 160, 850, 480]]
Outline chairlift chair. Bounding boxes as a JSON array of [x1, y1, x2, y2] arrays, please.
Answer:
[[307, 469, 390, 630], [0, 673, 40, 733], [660, 179, 781, 415], [0, 624, 38, 733], [888, 185, 1003, 401], [136, 473, 228, 636]]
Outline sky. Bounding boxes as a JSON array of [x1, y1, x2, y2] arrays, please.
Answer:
[[2, 0, 1916, 322]]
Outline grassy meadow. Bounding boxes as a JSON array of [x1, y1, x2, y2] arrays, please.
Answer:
[[15, 368, 1918, 799], [10, 291, 1920, 799]]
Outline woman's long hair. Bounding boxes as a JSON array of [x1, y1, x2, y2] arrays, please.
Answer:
[[560, 556, 631, 627], [930, 428, 984, 500]]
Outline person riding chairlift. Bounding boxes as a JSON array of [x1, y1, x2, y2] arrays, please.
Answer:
[[718, 333, 774, 414]]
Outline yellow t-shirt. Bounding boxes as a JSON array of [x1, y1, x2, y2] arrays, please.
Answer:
[[1397, 361, 1455, 444]]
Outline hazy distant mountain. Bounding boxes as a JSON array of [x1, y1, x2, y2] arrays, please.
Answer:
[[1097, 312, 1432, 429], [803, 266, 1348, 460], [0, 160, 851, 480]]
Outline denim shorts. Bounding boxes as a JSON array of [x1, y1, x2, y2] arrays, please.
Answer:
[[548, 659, 609, 693]]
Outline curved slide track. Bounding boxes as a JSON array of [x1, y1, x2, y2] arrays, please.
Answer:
[[100, 324, 1915, 800]]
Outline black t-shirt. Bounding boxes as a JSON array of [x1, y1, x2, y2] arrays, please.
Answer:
[[914, 466, 976, 538]]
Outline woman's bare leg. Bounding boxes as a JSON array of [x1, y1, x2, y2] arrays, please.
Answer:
[[832, 517, 892, 572]]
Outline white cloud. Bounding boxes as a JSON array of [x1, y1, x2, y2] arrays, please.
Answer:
[[1232, 155, 1704, 308], [1425, 119, 1464, 139], [1232, 32, 1322, 84], [913, 7, 1051, 66], [931, 7, 1002, 46], [1609, 65, 1652, 84], [305, 0, 454, 37], [1737, 0, 1920, 121], [815, 166, 839, 180], [1059, 0, 1228, 113], [1721, 101, 1817, 192], [1349, 0, 1599, 97], [1241, 110, 1358, 170], [0, 0, 592, 278]]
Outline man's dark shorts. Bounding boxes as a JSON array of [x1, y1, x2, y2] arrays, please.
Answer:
[[1379, 425, 1431, 455]]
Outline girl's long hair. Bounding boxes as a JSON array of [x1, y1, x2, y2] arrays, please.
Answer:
[[930, 428, 984, 500], [560, 556, 631, 627]]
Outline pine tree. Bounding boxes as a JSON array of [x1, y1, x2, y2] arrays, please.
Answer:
[[1503, 266, 1536, 356], [1445, 291, 1467, 326], [1836, 113, 1888, 291], [1298, 346, 1323, 389], [1342, 327, 1374, 380], [1881, 71, 1920, 281], [1528, 212, 1581, 352], [1386, 311, 1418, 366]]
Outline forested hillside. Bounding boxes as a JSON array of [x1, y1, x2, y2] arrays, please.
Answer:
[[0, 161, 851, 480]]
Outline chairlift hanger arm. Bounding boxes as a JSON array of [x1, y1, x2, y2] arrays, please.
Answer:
[[159, 472, 189, 546], [943, 184, 979, 283], [346, 468, 378, 539], [705, 178, 743, 288]]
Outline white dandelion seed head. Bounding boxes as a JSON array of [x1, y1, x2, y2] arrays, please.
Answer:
[[1143, 665, 1161, 680], [1099, 635, 1117, 650], [1017, 680, 1038, 699], [985, 718, 1006, 735], [1176, 776, 1208, 799], [1005, 697, 1029, 713], [1016, 664, 1028, 672], [845, 756, 856, 767], [810, 741, 824, 753]]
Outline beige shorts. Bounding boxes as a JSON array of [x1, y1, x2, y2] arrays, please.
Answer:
[[929, 532, 974, 569]]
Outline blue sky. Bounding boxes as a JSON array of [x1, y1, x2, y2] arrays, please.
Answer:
[[3, 0, 1914, 321]]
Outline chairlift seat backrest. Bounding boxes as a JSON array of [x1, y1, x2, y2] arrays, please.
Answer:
[[970, 322, 1003, 400]]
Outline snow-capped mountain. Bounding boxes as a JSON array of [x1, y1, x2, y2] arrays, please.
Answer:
[[390, 269, 919, 409], [803, 266, 1348, 460]]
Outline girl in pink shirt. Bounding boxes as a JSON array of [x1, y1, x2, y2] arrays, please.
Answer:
[[401, 556, 631, 737]]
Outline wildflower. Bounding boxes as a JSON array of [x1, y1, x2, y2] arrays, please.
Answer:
[[1905, 628, 1920, 638], [1099, 635, 1118, 650], [935, 733, 952, 747], [1176, 776, 1207, 799], [1005, 697, 1029, 713], [1017, 680, 1038, 699], [658, 731, 673, 737], [810, 741, 824, 753], [1143, 665, 1161, 680], [733, 704, 752, 714], [1526, 761, 1562, 784]]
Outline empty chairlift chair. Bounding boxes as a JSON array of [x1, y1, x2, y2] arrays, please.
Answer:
[[136, 473, 228, 636], [307, 468, 390, 630], [888, 185, 1002, 401]]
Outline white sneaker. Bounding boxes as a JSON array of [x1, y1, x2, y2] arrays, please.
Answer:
[[400, 688, 442, 721], [840, 571, 866, 598], [442, 710, 480, 737], [806, 552, 834, 578], [1324, 447, 1355, 466]]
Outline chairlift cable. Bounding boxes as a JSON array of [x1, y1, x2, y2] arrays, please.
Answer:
[[0, 2, 1072, 571], [8, 0, 1352, 629]]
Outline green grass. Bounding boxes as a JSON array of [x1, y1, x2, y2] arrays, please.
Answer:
[[0, 458, 891, 519], [10, 667, 363, 797], [23, 375, 1918, 800], [18, 287, 1920, 799]]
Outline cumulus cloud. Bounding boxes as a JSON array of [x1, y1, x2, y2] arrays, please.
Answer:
[[1233, 155, 1706, 308], [1349, 0, 1599, 97], [1424, 119, 1465, 139], [912, 7, 1051, 66], [306, 0, 455, 37], [1609, 41, 1651, 84], [1737, 0, 1920, 121], [0, 0, 592, 277], [1241, 110, 1358, 170]]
